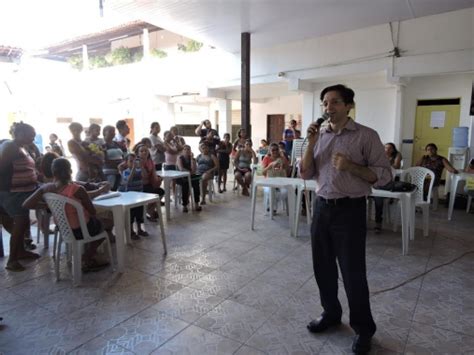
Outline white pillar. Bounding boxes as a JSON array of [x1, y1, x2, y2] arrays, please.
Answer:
[[394, 84, 404, 148], [217, 99, 232, 137], [302, 91, 316, 136], [142, 28, 150, 60], [82, 45, 89, 71]]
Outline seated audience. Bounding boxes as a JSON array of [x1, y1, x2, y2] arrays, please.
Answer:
[[257, 139, 269, 157], [261, 142, 290, 210], [196, 143, 219, 204], [135, 144, 164, 221], [177, 145, 202, 212], [119, 153, 148, 239], [234, 139, 257, 196], [374, 142, 403, 233], [416, 143, 458, 192], [22, 158, 112, 272]]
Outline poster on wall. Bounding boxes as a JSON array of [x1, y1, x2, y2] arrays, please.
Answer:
[[430, 111, 446, 128]]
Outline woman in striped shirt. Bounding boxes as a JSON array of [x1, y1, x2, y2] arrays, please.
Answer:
[[0, 122, 41, 271]]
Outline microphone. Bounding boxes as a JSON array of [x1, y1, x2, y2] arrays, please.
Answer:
[[315, 112, 330, 127]]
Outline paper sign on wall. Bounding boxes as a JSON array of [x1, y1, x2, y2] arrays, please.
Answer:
[[430, 111, 446, 128]]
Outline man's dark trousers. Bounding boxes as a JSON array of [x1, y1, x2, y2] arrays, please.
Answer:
[[311, 196, 376, 336]]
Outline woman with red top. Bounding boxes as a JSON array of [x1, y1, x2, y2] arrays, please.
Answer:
[[23, 158, 113, 271], [262, 143, 290, 178], [135, 144, 165, 220], [0, 122, 41, 271]]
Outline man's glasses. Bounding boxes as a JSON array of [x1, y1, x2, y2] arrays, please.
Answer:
[[320, 99, 344, 107]]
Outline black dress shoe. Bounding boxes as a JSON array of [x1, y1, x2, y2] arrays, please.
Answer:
[[352, 334, 372, 354], [307, 317, 341, 333]]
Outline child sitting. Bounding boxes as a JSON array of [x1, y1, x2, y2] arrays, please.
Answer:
[[135, 144, 165, 221], [22, 158, 112, 272], [177, 145, 202, 212], [119, 153, 148, 239]]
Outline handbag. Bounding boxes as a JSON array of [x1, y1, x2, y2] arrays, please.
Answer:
[[375, 181, 417, 192]]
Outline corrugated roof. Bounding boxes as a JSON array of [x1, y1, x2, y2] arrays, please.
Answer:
[[39, 20, 161, 61]]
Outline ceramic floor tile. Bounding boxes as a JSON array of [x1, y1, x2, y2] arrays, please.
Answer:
[[219, 256, 274, 278], [157, 260, 215, 285], [234, 345, 268, 355], [369, 279, 422, 320], [9, 272, 72, 299], [195, 299, 270, 343], [152, 286, 224, 323], [151, 324, 242, 355], [101, 308, 189, 353], [245, 313, 327, 354], [187, 270, 252, 298], [231, 279, 295, 315], [412, 298, 474, 336], [0, 288, 30, 313], [0, 301, 59, 346], [1, 193, 473, 354], [405, 321, 474, 354], [68, 336, 134, 355], [40, 286, 105, 315], [185, 250, 238, 268]]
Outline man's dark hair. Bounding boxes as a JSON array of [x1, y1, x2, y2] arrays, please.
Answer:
[[116, 120, 128, 130], [320, 84, 355, 105]]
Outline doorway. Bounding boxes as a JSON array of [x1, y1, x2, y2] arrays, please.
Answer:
[[412, 99, 461, 165], [267, 114, 285, 144]]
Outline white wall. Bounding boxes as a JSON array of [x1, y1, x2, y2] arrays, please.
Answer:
[[355, 87, 397, 145], [250, 94, 302, 144], [241, 8, 474, 85]]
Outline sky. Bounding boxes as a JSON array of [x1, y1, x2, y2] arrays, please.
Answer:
[[0, 0, 126, 50]]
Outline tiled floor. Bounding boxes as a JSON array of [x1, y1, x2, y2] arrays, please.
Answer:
[[0, 190, 473, 354]]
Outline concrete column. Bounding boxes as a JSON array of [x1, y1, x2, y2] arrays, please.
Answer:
[[394, 84, 404, 148], [142, 28, 150, 60], [82, 45, 89, 71], [217, 99, 232, 137]]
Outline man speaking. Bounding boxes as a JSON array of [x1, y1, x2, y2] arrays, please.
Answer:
[[300, 84, 392, 354]]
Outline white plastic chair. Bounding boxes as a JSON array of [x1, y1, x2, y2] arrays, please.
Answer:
[[43, 193, 114, 286], [233, 164, 258, 197], [399, 167, 435, 237], [35, 209, 52, 248], [293, 179, 317, 236], [263, 186, 289, 217], [290, 139, 308, 177]]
